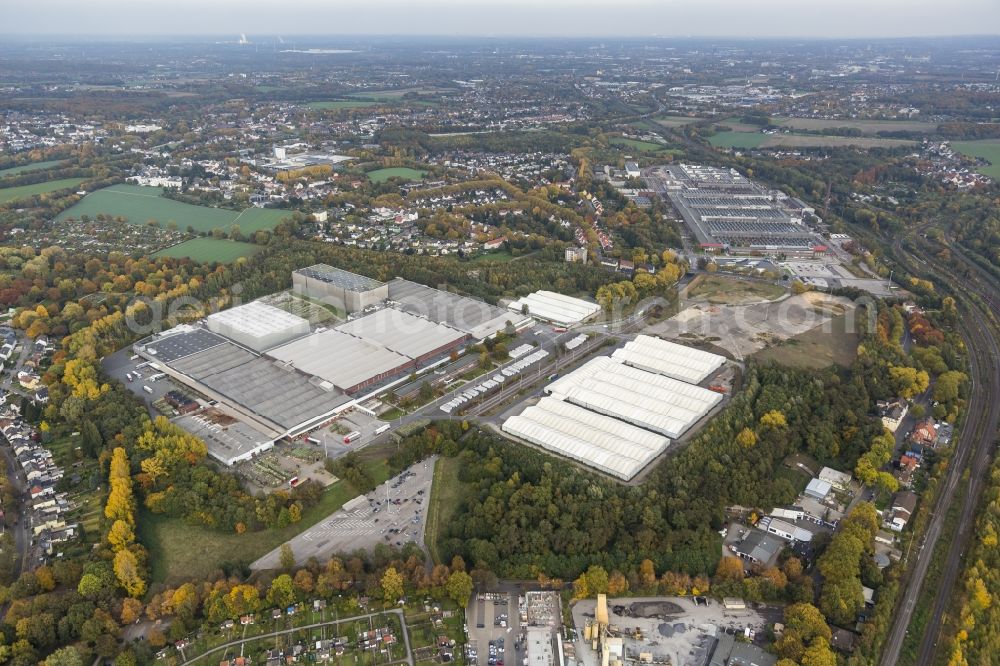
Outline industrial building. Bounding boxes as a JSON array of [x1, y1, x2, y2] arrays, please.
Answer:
[[387, 278, 531, 341], [502, 397, 670, 481], [612, 335, 725, 384], [506, 290, 601, 326], [645, 164, 826, 257], [175, 411, 276, 467], [135, 326, 351, 446], [335, 308, 467, 364], [268, 329, 414, 394], [206, 301, 311, 352], [502, 338, 726, 481], [292, 264, 388, 313]]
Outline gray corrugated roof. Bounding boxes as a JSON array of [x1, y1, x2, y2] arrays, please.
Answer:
[[335, 308, 466, 359], [295, 264, 385, 292], [388, 279, 516, 338], [268, 329, 411, 391], [169, 341, 349, 431]]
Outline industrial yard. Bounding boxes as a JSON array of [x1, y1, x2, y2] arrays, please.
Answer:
[[571, 595, 779, 666]]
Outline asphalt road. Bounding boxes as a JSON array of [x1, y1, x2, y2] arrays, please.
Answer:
[[877, 232, 1000, 666]]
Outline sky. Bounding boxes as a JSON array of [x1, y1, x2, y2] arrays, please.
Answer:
[[5, 0, 1000, 38]]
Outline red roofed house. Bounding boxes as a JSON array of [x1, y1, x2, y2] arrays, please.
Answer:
[[909, 417, 937, 448]]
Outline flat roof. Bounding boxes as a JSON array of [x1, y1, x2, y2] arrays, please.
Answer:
[[206, 301, 310, 340], [175, 412, 275, 466], [268, 329, 412, 392], [294, 264, 385, 293], [140, 327, 228, 363], [335, 308, 467, 360], [506, 290, 601, 326], [168, 341, 350, 432], [388, 278, 523, 339]]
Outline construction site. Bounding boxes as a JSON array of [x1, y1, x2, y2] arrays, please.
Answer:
[[570, 595, 778, 666]]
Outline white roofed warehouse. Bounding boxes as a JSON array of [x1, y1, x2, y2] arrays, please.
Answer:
[[612, 335, 725, 384], [206, 301, 311, 352], [506, 290, 601, 326], [502, 397, 670, 481]]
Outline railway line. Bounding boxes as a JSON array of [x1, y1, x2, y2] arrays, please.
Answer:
[[878, 233, 1000, 666]]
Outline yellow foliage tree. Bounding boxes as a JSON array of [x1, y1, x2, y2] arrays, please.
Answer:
[[114, 549, 146, 598]]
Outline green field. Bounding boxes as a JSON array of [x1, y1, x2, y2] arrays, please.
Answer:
[[424, 456, 465, 565], [707, 131, 768, 149], [709, 130, 915, 150], [0, 160, 65, 177], [0, 177, 86, 205], [367, 167, 426, 183], [306, 100, 380, 110], [153, 238, 262, 262], [686, 274, 786, 304], [56, 184, 290, 234], [348, 88, 449, 100], [609, 137, 667, 153], [139, 457, 390, 583], [952, 140, 1000, 178], [771, 117, 937, 134]]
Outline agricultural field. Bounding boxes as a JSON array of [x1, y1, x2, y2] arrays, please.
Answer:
[[752, 312, 860, 369], [0, 177, 86, 204], [152, 238, 262, 262], [306, 100, 380, 110], [709, 131, 916, 150], [771, 117, 937, 134], [0, 159, 65, 177], [348, 87, 451, 100], [56, 184, 290, 234], [952, 140, 1000, 178], [653, 115, 699, 128], [708, 131, 768, 149], [685, 274, 786, 304], [367, 167, 426, 183]]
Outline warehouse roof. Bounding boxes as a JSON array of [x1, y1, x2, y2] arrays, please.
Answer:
[[612, 335, 725, 384], [168, 341, 350, 432], [388, 278, 525, 340], [268, 329, 412, 392], [552, 383, 691, 439], [294, 264, 385, 292], [139, 326, 228, 363], [506, 290, 601, 326], [335, 308, 467, 360], [502, 397, 669, 480], [175, 412, 275, 466], [206, 301, 310, 342]]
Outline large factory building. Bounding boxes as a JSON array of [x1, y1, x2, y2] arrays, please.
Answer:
[[292, 264, 388, 313]]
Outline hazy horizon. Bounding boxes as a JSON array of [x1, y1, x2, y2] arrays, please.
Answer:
[[6, 0, 1000, 39]]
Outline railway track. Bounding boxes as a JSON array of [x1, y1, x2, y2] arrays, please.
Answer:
[[878, 234, 1000, 666]]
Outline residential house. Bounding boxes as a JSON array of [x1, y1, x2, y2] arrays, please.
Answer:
[[818, 467, 852, 491], [877, 399, 908, 432], [888, 491, 918, 532], [732, 529, 783, 566], [909, 417, 937, 448]]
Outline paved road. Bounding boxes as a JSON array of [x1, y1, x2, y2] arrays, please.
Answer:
[[179, 609, 414, 666]]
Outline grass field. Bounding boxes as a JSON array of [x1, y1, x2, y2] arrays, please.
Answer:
[[709, 130, 915, 150], [610, 137, 666, 152], [306, 100, 380, 110], [367, 167, 426, 183], [348, 88, 450, 100], [708, 131, 768, 149], [153, 238, 263, 262], [424, 456, 464, 565], [686, 274, 786, 304], [654, 115, 699, 128], [752, 312, 860, 369], [952, 140, 1000, 178], [139, 456, 390, 584], [772, 117, 937, 134], [0, 177, 86, 205], [56, 184, 290, 234], [0, 160, 65, 177]]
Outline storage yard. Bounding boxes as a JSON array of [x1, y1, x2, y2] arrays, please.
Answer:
[[502, 337, 727, 481], [645, 164, 826, 257]]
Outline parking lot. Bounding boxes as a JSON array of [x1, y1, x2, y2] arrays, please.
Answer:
[[466, 590, 522, 666], [250, 456, 437, 570]]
